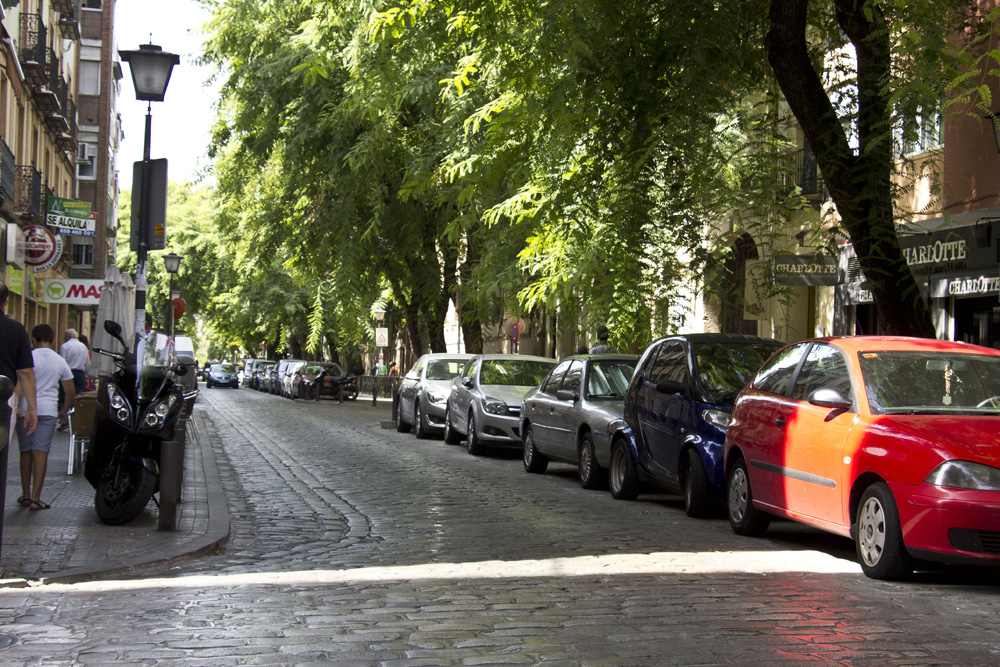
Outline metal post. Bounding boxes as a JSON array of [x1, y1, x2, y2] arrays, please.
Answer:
[[158, 416, 187, 531], [133, 105, 152, 344]]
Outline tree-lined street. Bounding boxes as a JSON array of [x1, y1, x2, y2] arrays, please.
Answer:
[[2, 389, 1000, 664]]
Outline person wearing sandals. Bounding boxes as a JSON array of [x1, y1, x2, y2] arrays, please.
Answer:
[[15, 324, 74, 510]]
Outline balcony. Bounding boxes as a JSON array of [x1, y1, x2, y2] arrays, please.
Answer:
[[1, 140, 15, 212], [44, 68, 71, 134], [18, 12, 49, 88], [59, 0, 82, 41], [14, 165, 42, 221], [56, 100, 78, 154], [778, 147, 827, 200]]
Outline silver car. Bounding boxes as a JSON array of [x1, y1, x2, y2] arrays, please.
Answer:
[[443, 354, 556, 455], [520, 354, 639, 488], [396, 353, 474, 438]]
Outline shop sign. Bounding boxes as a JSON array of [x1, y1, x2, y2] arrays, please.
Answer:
[[41, 279, 104, 305], [23, 225, 64, 272], [47, 196, 95, 237], [773, 254, 838, 286], [946, 275, 1000, 297], [7, 268, 24, 295]]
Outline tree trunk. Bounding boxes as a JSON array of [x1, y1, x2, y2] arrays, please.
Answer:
[[766, 0, 935, 338]]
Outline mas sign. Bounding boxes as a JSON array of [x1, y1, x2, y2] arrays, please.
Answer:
[[42, 279, 104, 305]]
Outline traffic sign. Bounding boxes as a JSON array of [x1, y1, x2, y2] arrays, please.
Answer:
[[375, 327, 389, 347]]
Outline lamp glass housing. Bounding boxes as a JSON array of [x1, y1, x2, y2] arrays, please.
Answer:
[[120, 44, 179, 102], [163, 252, 182, 274]]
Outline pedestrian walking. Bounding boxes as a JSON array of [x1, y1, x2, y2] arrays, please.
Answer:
[[60, 328, 89, 394], [0, 280, 37, 440], [589, 326, 616, 354], [15, 324, 72, 510], [387, 361, 399, 377]]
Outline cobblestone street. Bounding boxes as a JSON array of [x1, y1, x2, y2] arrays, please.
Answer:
[[2, 387, 1000, 665]]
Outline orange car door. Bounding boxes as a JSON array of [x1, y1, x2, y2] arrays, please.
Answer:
[[776, 343, 856, 529]]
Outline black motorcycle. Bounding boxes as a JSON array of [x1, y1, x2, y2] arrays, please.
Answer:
[[85, 321, 195, 525]]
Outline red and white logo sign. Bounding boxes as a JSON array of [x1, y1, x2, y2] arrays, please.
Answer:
[[23, 225, 63, 272]]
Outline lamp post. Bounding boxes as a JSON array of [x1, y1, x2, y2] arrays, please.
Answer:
[[119, 43, 179, 342], [163, 252, 182, 338], [989, 112, 1000, 154]]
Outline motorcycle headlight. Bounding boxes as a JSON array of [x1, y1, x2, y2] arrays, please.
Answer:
[[107, 384, 131, 425], [702, 409, 731, 431], [482, 398, 510, 416], [925, 460, 1000, 491], [142, 395, 178, 429]]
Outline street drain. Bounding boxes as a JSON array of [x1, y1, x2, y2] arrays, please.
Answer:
[[0, 633, 17, 649]]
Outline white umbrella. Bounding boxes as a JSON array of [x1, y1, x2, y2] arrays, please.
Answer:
[[91, 266, 136, 377]]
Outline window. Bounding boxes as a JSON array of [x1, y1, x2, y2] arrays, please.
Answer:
[[542, 361, 571, 395], [80, 61, 100, 96], [562, 360, 584, 394], [754, 343, 807, 396], [76, 143, 96, 180], [647, 341, 688, 384], [72, 239, 94, 267], [791, 344, 853, 403], [82, 0, 103, 8]]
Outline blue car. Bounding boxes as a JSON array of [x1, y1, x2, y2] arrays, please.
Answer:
[[610, 334, 781, 517]]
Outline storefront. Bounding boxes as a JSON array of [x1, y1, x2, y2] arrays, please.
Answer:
[[835, 215, 1000, 348]]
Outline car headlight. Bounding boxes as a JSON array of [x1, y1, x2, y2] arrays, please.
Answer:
[[482, 398, 510, 415], [142, 394, 178, 430], [427, 390, 447, 404], [702, 409, 731, 431], [107, 384, 132, 425], [606, 418, 625, 437], [925, 460, 1000, 491]]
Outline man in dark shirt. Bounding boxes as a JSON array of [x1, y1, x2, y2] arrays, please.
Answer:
[[1, 281, 37, 436]]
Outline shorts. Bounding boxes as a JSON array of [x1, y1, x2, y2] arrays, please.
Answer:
[[17, 415, 57, 454]]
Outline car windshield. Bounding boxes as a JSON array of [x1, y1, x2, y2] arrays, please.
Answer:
[[480, 359, 554, 386], [858, 350, 1000, 415], [426, 359, 469, 381], [213, 364, 236, 373], [586, 360, 637, 399], [694, 341, 781, 404]]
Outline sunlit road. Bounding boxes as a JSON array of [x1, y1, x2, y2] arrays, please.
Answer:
[[3, 386, 1000, 665]]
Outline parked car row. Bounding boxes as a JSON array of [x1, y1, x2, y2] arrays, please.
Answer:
[[243, 357, 359, 401], [393, 335, 1000, 581]]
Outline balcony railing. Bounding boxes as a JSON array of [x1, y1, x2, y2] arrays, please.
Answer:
[[56, 100, 78, 154], [1, 139, 16, 210], [59, 0, 82, 41], [45, 66, 72, 134], [19, 12, 48, 88], [778, 147, 826, 199], [14, 165, 42, 221]]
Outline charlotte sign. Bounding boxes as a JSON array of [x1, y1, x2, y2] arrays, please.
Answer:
[[41, 279, 104, 305], [773, 254, 838, 286], [23, 225, 64, 272], [47, 196, 95, 237]]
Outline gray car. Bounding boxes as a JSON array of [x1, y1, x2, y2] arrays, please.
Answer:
[[520, 354, 639, 489], [443, 354, 556, 455], [396, 353, 474, 438]]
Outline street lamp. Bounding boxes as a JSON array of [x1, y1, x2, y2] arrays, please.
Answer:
[[119, 42, 179, 343], [163, 252, 182, 338], [988, 112, 1000, 154]]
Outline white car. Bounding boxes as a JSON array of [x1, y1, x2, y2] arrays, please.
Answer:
[[443, 354, 556, 455]]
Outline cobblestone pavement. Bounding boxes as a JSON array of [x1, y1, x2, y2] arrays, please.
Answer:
[[1, 387, 1000, 665]]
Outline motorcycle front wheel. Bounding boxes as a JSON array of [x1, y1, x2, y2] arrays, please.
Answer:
[[344, 384, 359, 401], [95, 460, 157, 525]]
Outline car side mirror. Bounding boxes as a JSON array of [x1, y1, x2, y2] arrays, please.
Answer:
[[809, 388, 852, 410], [462, 377, 474, 387], [555, 389, 578, 402], [655, 380, 689, 397]]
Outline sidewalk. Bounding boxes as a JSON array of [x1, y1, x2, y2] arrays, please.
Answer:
[[0, 407, 229, 586]]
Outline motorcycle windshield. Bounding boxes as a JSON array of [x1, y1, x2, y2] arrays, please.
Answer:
[[139, 333, 176, 402]]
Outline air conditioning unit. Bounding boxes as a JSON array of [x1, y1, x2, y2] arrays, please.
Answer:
[[76, 143, 90, 163]]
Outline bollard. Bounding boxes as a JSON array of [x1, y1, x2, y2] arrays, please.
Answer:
[[157, 416, 188, 531], [371, 377, 378, 407]]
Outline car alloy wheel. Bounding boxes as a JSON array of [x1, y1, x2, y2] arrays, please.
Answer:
[[523, 426, 548, 473], [396, 396, 411, 433], [726, 457, 770, 536], [856, 482, 911, 580], [414, 402, 428, 439], [443, 406, 461, 444], [466, 412, 486, 456], [578, 433, 604, 489]]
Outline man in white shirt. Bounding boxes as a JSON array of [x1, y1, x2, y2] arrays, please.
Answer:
[[17, 324, 74, 510], [60, 328, 89, 394]]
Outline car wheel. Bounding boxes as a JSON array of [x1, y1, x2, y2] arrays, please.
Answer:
[[683, 448, 714, 518], [727, 456, 770, 536], [523, 425, 548, 473], [466, 412, 486, 456], [413, 402, 429, 439], [578, 432, 605, 489], [609, 440, 639, 500], [443, 406, 461, 444], [396, 396, 411, 433], [856, 482, 912, 580]]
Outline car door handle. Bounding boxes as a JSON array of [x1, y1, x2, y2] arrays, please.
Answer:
[[774, 416, 786, 428]]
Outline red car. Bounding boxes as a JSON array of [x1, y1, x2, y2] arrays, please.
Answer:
[[724, 336, 1000, 579]]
